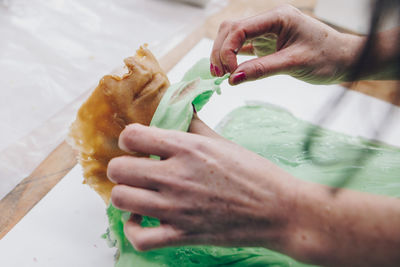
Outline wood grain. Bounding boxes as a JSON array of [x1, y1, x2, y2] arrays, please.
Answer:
[[0, 19, 208, 240], [343, 81, 400, 106], [1, 0, 396, 239], [0, 141, 77, 238]]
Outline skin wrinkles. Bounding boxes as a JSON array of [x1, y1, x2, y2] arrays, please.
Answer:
[[107, 4, 400, 266]]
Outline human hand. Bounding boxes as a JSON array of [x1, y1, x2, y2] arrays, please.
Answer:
[[106, 116, 301, 251], [210, 4, 364, 85]]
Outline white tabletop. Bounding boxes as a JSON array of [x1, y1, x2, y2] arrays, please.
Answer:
[[2, 38, 400, 266], [0, 0, 226, 199]]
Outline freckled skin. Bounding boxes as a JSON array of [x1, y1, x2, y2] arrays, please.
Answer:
[[106, 5, 400, 266], [108, 117, 400, 267], [210, 4, 399, 85]]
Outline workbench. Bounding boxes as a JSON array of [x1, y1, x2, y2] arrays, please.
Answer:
[[1, 0, 397, 243]]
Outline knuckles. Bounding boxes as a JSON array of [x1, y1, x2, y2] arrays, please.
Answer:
[[176, 138, 207, 158], [229, 21, 242, 34], [219, 19, 232, 31], [252, 61, 268, 79], [272, 4, 302, 25], [220, 20, 241, 33], [220, 48, 234, 61]]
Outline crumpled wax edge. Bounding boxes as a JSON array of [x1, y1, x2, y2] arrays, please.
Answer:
[[150, 58, 229, 131]]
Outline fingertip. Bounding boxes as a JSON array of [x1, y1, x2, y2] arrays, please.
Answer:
[[213, 64, 223, 77], [119, 123, 143, 152], [124, 123, 144, 134], [229, 71, 247, 85], [106, 157, 119, 183], [238, 43, 255, 55], [210, 63, 216, 76], [124, 219, 147, 251], [110, 185, 126, 209]]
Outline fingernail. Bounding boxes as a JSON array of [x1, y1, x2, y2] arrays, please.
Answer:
[[214, 65, 221, 76], [210, 63, 214, 75], [231, 72, 246, 84], [118, 137, 129, 152], [127, 123, 142, 130]]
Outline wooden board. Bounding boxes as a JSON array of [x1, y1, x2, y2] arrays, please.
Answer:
[[1, 0, 397, 239]]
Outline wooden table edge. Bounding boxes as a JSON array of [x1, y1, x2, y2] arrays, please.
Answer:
[[0, 19, 208, 240], [2, 0, 397, 239]]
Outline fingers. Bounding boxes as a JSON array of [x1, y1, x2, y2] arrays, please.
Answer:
[[107, 156, 165, 190], [210, 19, 244, 76], [211, 22, 230, 76], [238, 43, 255, 55], [229, 50, 291, 85], [124, 217, 186, 251], [111, 185, 168, 218], [119, 124, 185, 158], [211, 4, 300, 77]]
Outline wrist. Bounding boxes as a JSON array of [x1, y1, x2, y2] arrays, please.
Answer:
[[280, 181, 333, 265], [255, 174, 326, 260], [337, 33, 366, 82]]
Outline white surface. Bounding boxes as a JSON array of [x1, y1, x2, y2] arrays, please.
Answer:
[[0, 165, 115, 267], [175, 39, 400, 147], [315, 0, 400, 34], [2, 38, 400, 266], [0, 0, 226, 199]]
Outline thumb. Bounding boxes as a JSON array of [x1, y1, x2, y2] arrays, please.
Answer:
[[189, 114, 224, 140], [124, 217, 185, 251], [229, 50, 291, 85]]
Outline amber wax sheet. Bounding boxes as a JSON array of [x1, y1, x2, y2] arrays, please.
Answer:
[[0, 0, 227, 200]]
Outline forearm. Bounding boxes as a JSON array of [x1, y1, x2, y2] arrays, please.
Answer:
[[283, 181, 400, 266], [343, 28, 400, 81]]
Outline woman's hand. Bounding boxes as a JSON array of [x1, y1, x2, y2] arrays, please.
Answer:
[[210, 4, 364, 85], [106, 117, 301, 251], [107, 117, 400, 266]]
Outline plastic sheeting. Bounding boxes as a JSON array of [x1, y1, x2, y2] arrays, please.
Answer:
[[0, 0, 226, 199]]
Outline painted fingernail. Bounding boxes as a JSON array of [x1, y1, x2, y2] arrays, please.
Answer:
[[231, 72, 246, 84], [210, 63, 215, 75], [214, 65, 221, 76]]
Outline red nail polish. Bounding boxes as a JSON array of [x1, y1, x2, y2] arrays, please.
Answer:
[[210, 63, 214, 74], [232, 72, 246, 84], [214, 65, 221, 76]]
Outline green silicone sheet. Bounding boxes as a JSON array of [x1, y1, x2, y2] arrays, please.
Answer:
[[104, 59, 400, 267]]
